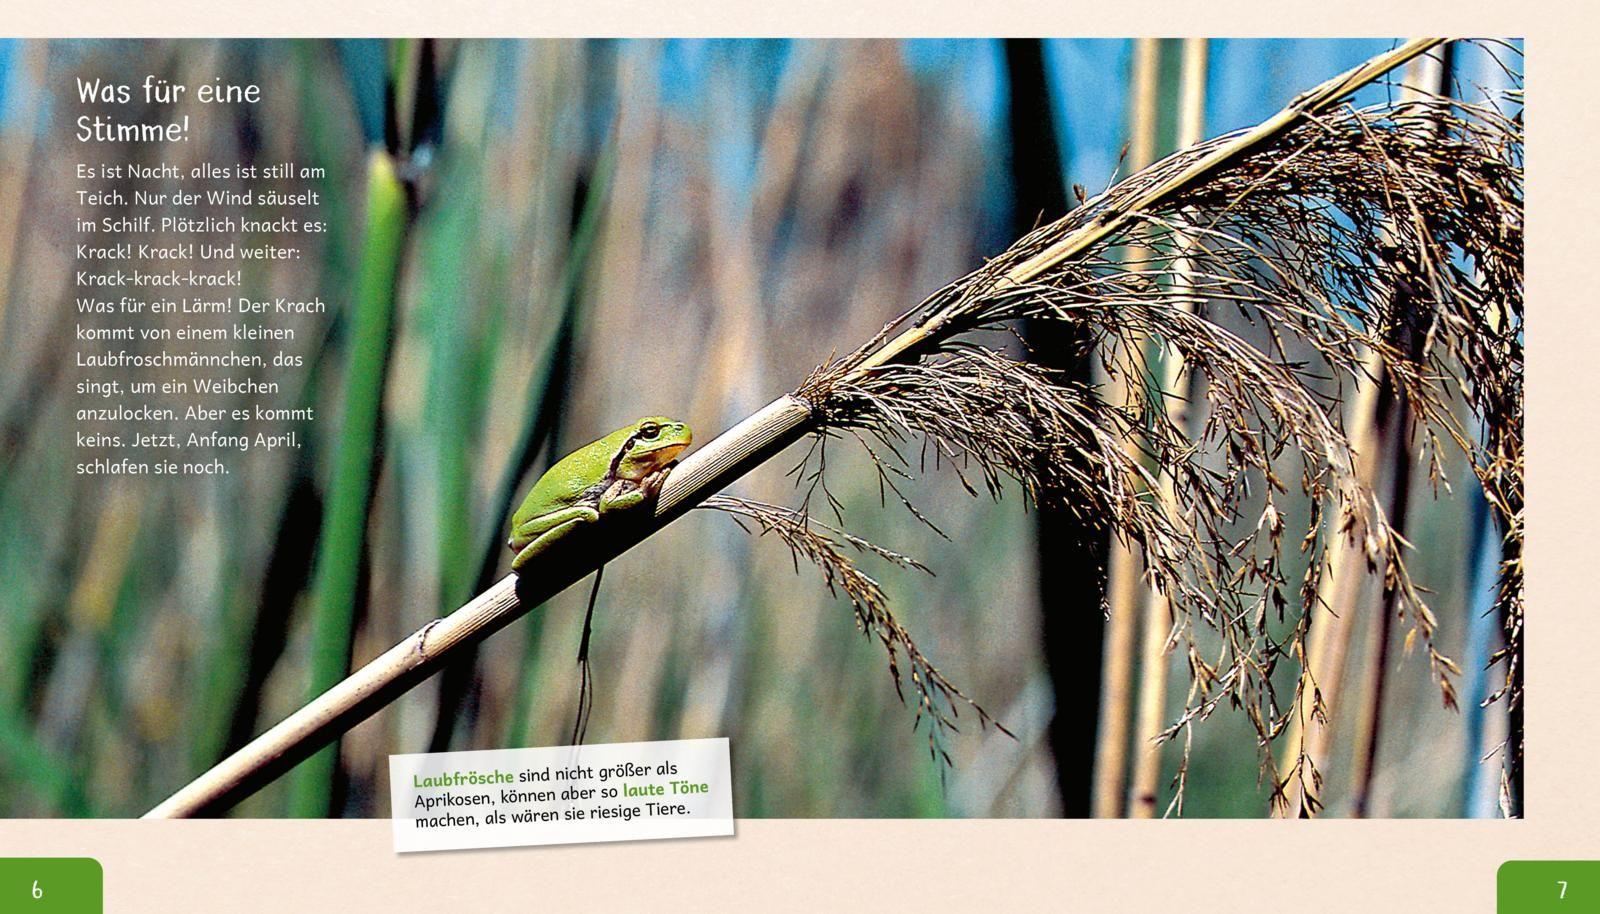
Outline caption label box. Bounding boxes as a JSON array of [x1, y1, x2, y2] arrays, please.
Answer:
[[388, 737, 733, 853]]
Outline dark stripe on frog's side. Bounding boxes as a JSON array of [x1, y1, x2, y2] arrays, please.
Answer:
[[606, 430, 645, 481], [564, 433, 649, 512], [564, 432, 643, 510]]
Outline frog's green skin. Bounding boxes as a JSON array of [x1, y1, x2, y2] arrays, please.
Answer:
[[507, 416, 692, 574]]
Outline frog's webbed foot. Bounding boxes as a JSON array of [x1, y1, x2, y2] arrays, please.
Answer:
[[596, 466, 674, 516], [599, 478, 633, 504], [640, 463, 675, 499]]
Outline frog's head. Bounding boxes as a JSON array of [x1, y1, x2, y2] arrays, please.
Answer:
[[613, 416, 693, 480]]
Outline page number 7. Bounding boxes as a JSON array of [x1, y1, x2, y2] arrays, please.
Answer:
[[1558, 880, 1568, 899]]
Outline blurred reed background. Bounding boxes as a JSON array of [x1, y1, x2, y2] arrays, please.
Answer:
[[0, 38, 1520, 818]]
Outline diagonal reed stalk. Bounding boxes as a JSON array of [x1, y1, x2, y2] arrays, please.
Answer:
[[146, 37, 1521, 818]]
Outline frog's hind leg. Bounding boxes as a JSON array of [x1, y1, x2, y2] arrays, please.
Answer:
[[508, 505, 599, 574]]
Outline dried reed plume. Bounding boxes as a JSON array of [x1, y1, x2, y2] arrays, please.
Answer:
[[779, 40, 1522, 810], [698, 495, 1012, 764]]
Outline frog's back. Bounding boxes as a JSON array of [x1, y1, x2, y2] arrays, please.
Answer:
[[511, 428, 629, 525]]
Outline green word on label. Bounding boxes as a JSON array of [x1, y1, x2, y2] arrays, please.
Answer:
[[1499, 861, 1600, 913], [0, 858, 103, 913]]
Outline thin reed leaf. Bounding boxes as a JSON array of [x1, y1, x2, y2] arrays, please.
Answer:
[[285, 149, 409, 817]]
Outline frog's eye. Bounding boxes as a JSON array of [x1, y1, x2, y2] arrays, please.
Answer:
[[638, 422, 661, 440]]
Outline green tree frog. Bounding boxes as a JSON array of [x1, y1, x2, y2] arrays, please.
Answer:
[[506, 416, 693, 574]]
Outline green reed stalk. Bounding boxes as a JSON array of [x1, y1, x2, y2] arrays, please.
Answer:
[[285, 149, 408, 817]]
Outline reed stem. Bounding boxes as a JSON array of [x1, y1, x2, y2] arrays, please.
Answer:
[[1091, 36, 1163, 820], [284, 149, 409, 817], [1129, 37, 1208, 819], [1274, 49, 1451, 817]]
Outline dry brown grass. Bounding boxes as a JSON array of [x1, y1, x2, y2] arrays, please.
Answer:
[[784, 42, 1522, 811]]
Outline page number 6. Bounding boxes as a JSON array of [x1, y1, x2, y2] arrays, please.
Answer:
[[1558, 880, 1568, 899]]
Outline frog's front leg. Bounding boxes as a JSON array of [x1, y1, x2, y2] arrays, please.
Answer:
[[640, 465, 673, 499], [509, 505, 601, 573], [598, 467, 672, 514], [598, 483, 649, 513]]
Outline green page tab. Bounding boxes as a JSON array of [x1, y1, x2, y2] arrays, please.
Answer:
[[0, 858, 103, 914], [1499, 861, 1600, 913]]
